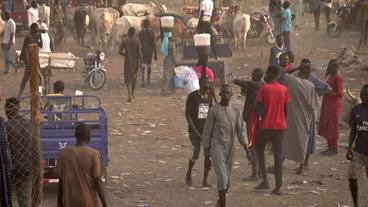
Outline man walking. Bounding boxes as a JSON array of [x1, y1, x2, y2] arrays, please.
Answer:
[[27, 1, 39, 28], [56, 123, 108, 207], [280, 64, 317, 175], [254, 66, 290, 195], [39, 23, 54, 53], [202, 84, 249, 207], [138, 19, 157, 87], [5, 97, 33, 207], [18, 23, 43, 97], [293, 59, 332, 174], [51, 0, 65, 48], [119, 27, 142, 102], [346, 84, 368, 207], [2, 11, 16, 75], [282, 1, 292, 50], [185, 77, 214, 187]]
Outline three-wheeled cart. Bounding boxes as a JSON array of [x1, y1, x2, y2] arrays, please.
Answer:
[[16, 50, 79, 94], [20, 95, 109, 183]]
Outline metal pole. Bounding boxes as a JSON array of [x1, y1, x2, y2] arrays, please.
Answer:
[[29, 43, 43, 207]]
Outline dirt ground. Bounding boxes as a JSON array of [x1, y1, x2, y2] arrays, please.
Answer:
[[1, 1, 368, 206]]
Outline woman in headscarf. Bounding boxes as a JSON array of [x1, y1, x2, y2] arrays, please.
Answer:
[[318, 59, 344, 156], [160, 17, 179, 95]]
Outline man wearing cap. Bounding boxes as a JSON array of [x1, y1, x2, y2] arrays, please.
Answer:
[[2, 11, 16, 75], [40, 23, 54, 53]]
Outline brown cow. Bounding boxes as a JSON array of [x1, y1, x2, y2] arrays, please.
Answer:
[[147, 15, 186, 42]]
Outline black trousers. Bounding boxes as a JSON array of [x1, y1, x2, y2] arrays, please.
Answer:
[[313, 8, 321, 31], [256, 128, 284, 188]]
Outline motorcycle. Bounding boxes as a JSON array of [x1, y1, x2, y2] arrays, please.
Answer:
[[327, 4, 359, 38], [248, 12, 276, 45], [83, 51, 107, 90]]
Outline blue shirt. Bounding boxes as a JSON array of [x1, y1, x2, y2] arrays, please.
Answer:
[[282, 8, 292, 32], [349, 104, 368, 156]]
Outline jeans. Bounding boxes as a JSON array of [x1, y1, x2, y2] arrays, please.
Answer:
[[2, 44, 16, 73], [256, 128, 284, 188], [12, 177, 32, 207]]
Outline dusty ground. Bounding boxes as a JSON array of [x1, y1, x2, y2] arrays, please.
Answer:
[[1, 1, 368, 206]]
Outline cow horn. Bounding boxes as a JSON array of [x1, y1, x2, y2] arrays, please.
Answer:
[[152, 0, 165, 13]]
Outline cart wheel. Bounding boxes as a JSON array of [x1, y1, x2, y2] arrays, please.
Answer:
[[327, 22, 341, 38], [89, 70, 106, 90], [264, 32, 276, 45]]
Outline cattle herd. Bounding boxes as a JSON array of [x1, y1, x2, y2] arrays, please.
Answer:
[[50, 0, 255, 54]]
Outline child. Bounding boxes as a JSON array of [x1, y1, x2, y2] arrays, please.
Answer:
[[269, 36, 287, 67]]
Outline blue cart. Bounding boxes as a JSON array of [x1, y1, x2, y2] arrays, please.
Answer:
[[21, 95, 109, 183]]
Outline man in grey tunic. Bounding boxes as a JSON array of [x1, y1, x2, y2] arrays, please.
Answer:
[[293, 59, 332, 174], [202, 84, 249, 207], [280, 67, 317, 167]]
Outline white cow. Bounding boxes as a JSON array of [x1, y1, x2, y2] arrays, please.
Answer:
[[233, 13, 250, 49], [38, 4, 50, 27], [107, 16, 148, 54], [120, 1, 167, 16], [91, 7, 119, 50]]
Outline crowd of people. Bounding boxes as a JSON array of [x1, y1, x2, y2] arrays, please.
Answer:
[[0, 0, 368, 207], [185, 37, 367, 207]]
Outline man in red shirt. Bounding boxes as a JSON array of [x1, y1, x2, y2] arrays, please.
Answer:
[[254, 66, 290, 195]]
